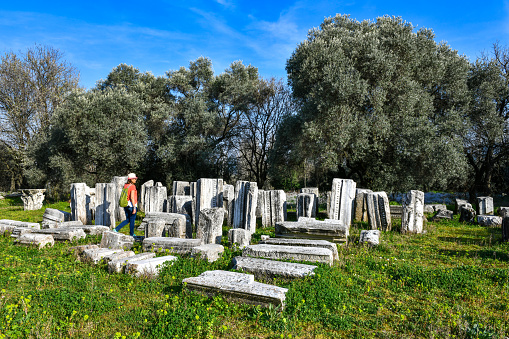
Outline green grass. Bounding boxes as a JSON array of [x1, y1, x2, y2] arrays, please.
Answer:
[[0, 197, 508, 338]]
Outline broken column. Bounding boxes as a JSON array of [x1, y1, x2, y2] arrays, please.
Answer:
[[354, 189, 372, 222], [296, 193, 316, 219], [477, 196, 494, 215], [144, 183, 167, 213], [223, 184, 235, 227], [366, 191, 391, 231], [71, 183, 90, 225], [139, 180, 154, 212], [328, 179, 356, 228], [196, 207, 224, 245], [195, 179, 223, 226], [111, 176, 128, 222], [401, 190, 424, 233], [233, 181, 258, 234], [95, 183, 116, 228]]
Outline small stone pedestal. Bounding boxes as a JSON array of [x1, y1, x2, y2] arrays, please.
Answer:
[[18, 189, 46, 211]]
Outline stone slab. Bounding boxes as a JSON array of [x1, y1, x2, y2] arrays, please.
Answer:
[[82, 248, 121, 264], [477, 215, 502, 227], [275, 219, 348, 244], [232, 256, 316, 279], [16, 233, 54, 249], [0, 219, 41, 229], [191, 244, 224, 262], [32, 228, 86, 241], [100, 231, 134, 250], [243, 244, 333, 266], [182, 270, 288, 307], [228, 228, 251, 249], [259, 237, 339, 261], [125, 255, 178, 277], [68, 225, 110, 235], [424, 204, 448, 214], [108, 252, 156, 273], [10, 227, 34, 238], [142, 237, 202, 254]]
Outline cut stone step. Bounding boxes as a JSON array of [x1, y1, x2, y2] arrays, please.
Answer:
[[125, 255, 178, 277], [16, 233, 54, 249], [232, 256, 316, 279], [182, 270, 288, 307], [10, 227, 34, 238], [259, 238, 339, 261], [32, 228, 86, 241], [142, 237, 202, 254], [108, 252, 156, 273], [243, 244, 333, 266]]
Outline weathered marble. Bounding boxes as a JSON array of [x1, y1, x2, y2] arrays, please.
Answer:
[[329, 179, 356, 228], [196, 208, 224, 245], [359, 230, 380, 246], [111, 176, 128, 222], [82, 248, 122, 264], [366, 191, 391, 231], [125, 255, 178, 277], [95, 183, 116, 227], [275, 218, 349, 244], [68, 225, 110, 235], [140, 212, 191, 239], [223, 184, 235, 227], [300, 188, 319, 216], [42, 208, 72, 228], [424, 204, 448, 214], [195, 178, 223, 226], [259, 237, 338, 261], [168, 195, 193, 218], [296, 193, 316, 218], [354, 189, 372, 222], [455, 199, 470, 214], [401, 190, 424, 234], [191, 244, 224, 262], [431, 209, 453, 221], [16, 233, 54, 248], [144, 185, 167, 213], [100, 231, 134, 250], [71, 183, 90, 224], [108, 252, 156, 273], [259, 190, 287, 227], [228, 228, 251, 249], [32, 228, 86, 241], [232, 256, 317, 279], [243, 244, 333, 265], [140, 180, 154, 212], [145, 219, 166, 238], [477, 215, 502, 227], [182, 270, 288, 307], [459, 205, 476, 223], [390, 205, 403, 219], [233, 181, 258, 233], [142, 237, 202, 254], [477, 196, 494, 215], [19, 189, 46, 211], [172, 181, 191, 196]]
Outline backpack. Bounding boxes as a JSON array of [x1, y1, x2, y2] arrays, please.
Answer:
[[119, 185, 130, 207]]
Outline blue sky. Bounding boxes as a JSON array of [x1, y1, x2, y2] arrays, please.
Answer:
[[1, 1, 507, 90]]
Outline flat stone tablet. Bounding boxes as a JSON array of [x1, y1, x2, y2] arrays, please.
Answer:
[[232, 256, 316, 279], [259, 238, 339, 261], [125, 255, 178, 277], [182, 270, 288, 307], [16, 233, 54, 249], [108, 252, 156, 273], [275, 220, 348, 244], [243, 244, 333, 266], [142, 237, 202, 254], [32, 228, 86, 241]]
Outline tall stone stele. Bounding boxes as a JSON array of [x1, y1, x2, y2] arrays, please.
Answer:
[[95, 183, 117, 227], [354, 189, 372, 222], [300, 188, 319, 216], [196, 208, 225, 245], [139, 180, 154, 212], [70, 183, 92, 225], [144, 183, 167, 213], [111, 176, 128, 222], [259, 190, 287, 227], [328, 178, 357, 228], [233, 181, 258, 234], [401, 190, 424, 233], [223, 184, 235, 227], [365, 191, 391, 231], [194, 178, 223, 226], [172, 181, 191, 196], [296, 193, 316, 219], [477, 196, 494, 215]]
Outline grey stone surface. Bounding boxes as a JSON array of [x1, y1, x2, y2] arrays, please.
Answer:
[[424, 204, 448, 214], [477, 196, 494, 215], [390, 205, 403, 219], [259, 237, 339, 261], [108, 252, 156, 273], [145, 185, 167, 213], [32, 228, 86, 241], [142, 237, 202, 254], [125, 255, 178, 277], [232, 256, 317, 279], [459, 205, 476, 223], [366, 191, 391, 231], [502, 216, 509, 242], [477, 215, 502, 227], [228, 228, 251, 249], [140, 212, 191, 238], [10, 227, 34, 238], [68, 244, 99, 256], [140, 180, 154, 212], [111, 176, 128, 222], [243, 244, 333, 265], [258, 190, 287, 228], [95, 183, 116, 227], [68, 225, 110, 235], [182, 270, 288, 307], [296, 193, 316, 218], [59, 221, 84, 227], [0, 219, 40, 229], [172, 181, 190, 196], [329, 179, 356, 227], [19, 189, 45, 211], [191, 244, 224, 262], [260, 235, 270, 241], [0, 224, 16, 235], [145, 219, 166, 238], [223, 184, 235, 227], [195, 178, 223, 226], [354, 189, 372, 222], [402, 190, 425, 233], [168, 195, 193, 218], [103, 250, 135, 263], [431, 209, 453, 221], [42, 208, 72, 228], [16, 233, 54, 248], [233, 181, 257, 233], [196, 208, 224, 245], [300, 188, 319, 216], [82, 248, 121, 264], [359, 230, 380, 246], [100, 231, 134, 249], [455, 199, 469, 214], [275, 218, 348, 243]]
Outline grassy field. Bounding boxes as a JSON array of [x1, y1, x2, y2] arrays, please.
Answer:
[[0, 196, 508, 338]]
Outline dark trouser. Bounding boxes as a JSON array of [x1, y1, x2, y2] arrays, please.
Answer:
[[115, 206, 137, 236]]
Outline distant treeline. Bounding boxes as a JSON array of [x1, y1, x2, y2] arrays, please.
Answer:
[[0, 15, 508, 199]]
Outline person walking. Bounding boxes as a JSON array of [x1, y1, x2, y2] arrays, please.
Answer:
[[114, 173, 138, 236]]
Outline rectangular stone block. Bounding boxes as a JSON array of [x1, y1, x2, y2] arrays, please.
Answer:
[[296, 193, 316, 218], [16, 233, 54, 249], [329, 178, 356, 228], [108, 252, 156, 273], [366, 191, 391, 231], [111, 176, 128, 222], [455, 199, 469, 214], [95, 183, 116, 227], [259, 238, 339, 261], [191, 244, 224, 262], [182, 270, 288, 307], [275, 219, 349, 243], [195, 178, 223, 226], [223, 184, 235, 227], [424, 204, 448, 214], [10, 227, 34, 238], [0, 219, 41, 228], [68, 225, 110, 235], [42, 208, 72, 228], [125, 255, 178, 277], [103, 250, 135, 263], [142, 237, 202, 254], [402, 190, 425, 234], [100, 231, 134, 249], [232, 256, 317, 279], [477, 196, 494, 215], [243, 244, 333, 265], [228, 228, 251, 249], [354, 189, 372, 222], [168, 195, 193, 218], [390, 205, 403, 219], [145, 185, 167, 213], [300, 188, 319, 216], [140, 180, 154, 212], [233, 181, 257, 233], [82, 248, 121, 264], [32, 228, 86, 241], [141, 212, 191, 239], [172, 181, 190, 196], [196, 208, 224, 245]]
